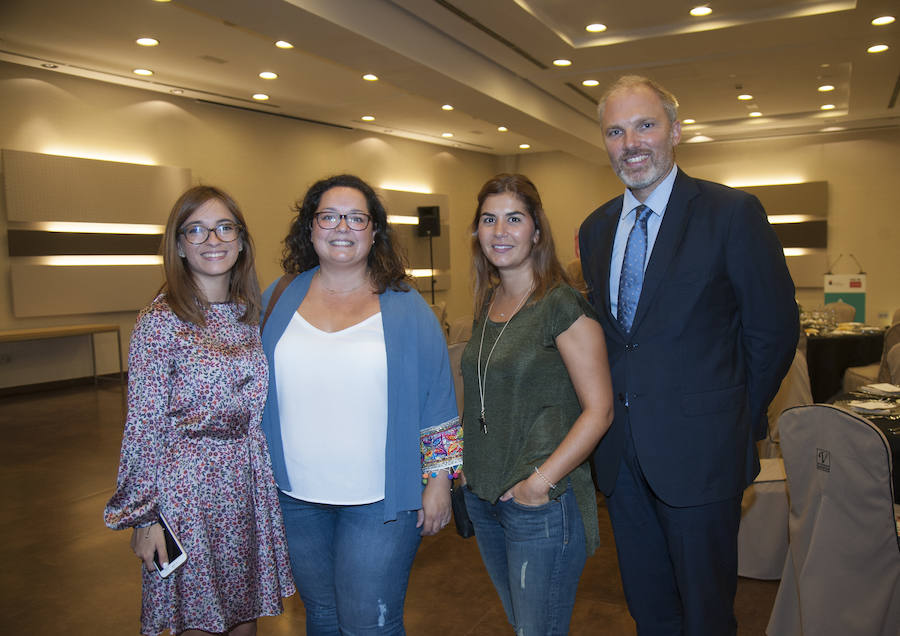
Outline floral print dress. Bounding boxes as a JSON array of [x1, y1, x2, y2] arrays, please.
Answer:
[[105, 296, 295, 636]]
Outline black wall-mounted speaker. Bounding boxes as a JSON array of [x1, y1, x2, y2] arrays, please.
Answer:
[[416, 206, 441, 237]]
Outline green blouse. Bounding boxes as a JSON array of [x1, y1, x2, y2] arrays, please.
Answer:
[[461, 283, 601, 554]]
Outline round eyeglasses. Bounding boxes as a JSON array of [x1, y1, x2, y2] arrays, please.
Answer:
[[314, 212, 371, 231], [179, 222, 242, 245]]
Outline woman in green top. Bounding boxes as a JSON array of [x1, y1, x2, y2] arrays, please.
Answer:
[[461, 173, 614, 635]]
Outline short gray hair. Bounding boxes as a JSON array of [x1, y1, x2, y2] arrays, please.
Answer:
[[597, 75, 679, 124]]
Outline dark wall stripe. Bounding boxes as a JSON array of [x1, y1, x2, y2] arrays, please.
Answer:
[[7, 230, 162, 256], [771, 221, 827, 249]]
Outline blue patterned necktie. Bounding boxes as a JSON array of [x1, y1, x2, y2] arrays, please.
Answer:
[[617, 204, 653, 332]]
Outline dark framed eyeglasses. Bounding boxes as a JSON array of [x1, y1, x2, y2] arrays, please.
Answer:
[[179, 222, 243, 245], [314, 212, 371, 231]]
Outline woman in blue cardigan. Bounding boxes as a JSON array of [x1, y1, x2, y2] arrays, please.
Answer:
[[259, 174, 461, 635]]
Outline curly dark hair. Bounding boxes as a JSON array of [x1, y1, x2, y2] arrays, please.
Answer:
[[281, 174, 410, 293]]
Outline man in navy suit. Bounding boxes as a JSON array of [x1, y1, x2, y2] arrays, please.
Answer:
[[579, 76, 798, 635]]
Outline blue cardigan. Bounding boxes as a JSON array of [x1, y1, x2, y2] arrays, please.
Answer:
[[260, 268, 458, 521]]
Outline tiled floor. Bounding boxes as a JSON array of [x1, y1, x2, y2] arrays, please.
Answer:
[[1, 383, 778, 634]]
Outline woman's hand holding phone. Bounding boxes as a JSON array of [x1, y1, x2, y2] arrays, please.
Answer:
[[131, 523, 168, 572]]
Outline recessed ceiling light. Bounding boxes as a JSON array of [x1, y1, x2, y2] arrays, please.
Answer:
[[821, 126, 846, 132], [749, 111, 762, 117], [690, 6, 712, 17], [519, 143, 531, 149], [152, 0, 171, 3], [497, 126, 508, 132], [132, 68, 153, 76], [867, 44, 889, 54], [275, 40, 293, 49], [361, 115, 375, 121], [686, 134, 713, 143], [553, 59, 572, 67], [259, 71, 278, 80], [872, 16, 895, 26], [41, 63, 58, 69], [363, 73, 378, 81], [170, 89, 183, 95], [585, 24, 607, 33], [441, 132, 453, 138], [820, 104, 835, 110], [441, 104, 454, 111], [818, 84, 835, 92], [738, 94, 753, 100], [682, 118, 696, 124], [252, 93, 269, 101], [136, 38, 158, 47], [582, 79, 599, 87]]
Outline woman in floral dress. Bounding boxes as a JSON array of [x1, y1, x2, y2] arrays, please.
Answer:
[[105, 186, 295, 636]]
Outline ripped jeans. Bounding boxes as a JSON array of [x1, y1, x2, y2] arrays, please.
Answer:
[[464, 484, 587, 636], [278, 492, 421, 635]]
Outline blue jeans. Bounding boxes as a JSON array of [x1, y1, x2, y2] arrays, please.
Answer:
[[464, 484, 587, 635], [278, 492, 422, 635]]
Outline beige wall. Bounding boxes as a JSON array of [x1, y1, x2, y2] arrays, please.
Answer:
[[0, 62, 497, 386], [503, 132, 900, 326], [2, 60, 898, 387]]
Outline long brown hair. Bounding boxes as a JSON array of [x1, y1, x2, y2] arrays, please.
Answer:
[[470, 173, 568, 317], [281, 174, 410, 293], [162, 185, 261, 325]]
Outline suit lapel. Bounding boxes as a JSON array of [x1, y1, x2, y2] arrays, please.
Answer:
[[630, 170, 699, 333], [595, 199, 621, 330]]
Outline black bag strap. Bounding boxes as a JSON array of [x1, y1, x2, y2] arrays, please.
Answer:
[[260, 274, 297, 334]]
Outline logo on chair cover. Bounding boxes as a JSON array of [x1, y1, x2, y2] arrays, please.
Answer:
[[816, 448, 831, 472]]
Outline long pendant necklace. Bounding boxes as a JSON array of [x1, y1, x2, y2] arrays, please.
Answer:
[[476, 284, 533, 434]]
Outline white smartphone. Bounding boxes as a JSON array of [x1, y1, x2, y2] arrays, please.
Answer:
[[154, 513, 187, 578]]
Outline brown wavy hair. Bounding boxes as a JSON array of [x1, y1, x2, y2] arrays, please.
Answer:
[[281, 174, 410, 293], [470, 173, 568, 317], [162, 185, 261, 326]]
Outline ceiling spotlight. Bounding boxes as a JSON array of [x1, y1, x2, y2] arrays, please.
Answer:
[[553, 59, 572, 67], [821, 126, 846, 132], [170, 89, 183, 95], [867, 44, 889, 53], [820, 104, 835, 110], [686, 134, 713, 143], [152, 0, 171, 3], [441, 132, 454, 138], [872, 16, 895, 26], [361, 115, 375, 121], [749, 111, 762, 117], [136, 38, 159, 47], [362, 73, 378, 81], [441, 104, 454, 111], [497, 126, 508, 132], [585, 23, 607, 33], [690, 6, 712, 17], [682, 118, 696, 124], [41, 63, 58, 69], [252, 93, 269, 101], [737, 94, 753, 100], [132, 68, 153, 76], [818, 84, 835, 92], [582, 79, 599, 87], [259, 71, 278, 80], [274, 40, 293, 49], [518, 143, 531, 149]]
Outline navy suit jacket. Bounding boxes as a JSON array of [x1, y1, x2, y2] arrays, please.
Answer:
[[579, 169, 798, 507]]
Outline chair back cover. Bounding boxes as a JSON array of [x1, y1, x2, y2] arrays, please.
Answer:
[[738, 458, 789, 580], [824, 300, 856, 323], [762, 350, 813, 458], [447, 342, 465, 415], [887, 343, 900, 384], [767, 405, 900, 635], [448, 314, 474, 345], [877, 322, 900, 383]]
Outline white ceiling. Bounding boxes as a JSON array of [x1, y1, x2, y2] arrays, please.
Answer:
[[1, 0, 897, 165]]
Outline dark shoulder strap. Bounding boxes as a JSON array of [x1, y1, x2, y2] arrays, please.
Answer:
[[260, 274, 297, 334]]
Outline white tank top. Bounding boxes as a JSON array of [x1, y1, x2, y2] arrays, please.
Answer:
[[275, 311, 388, 504]]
